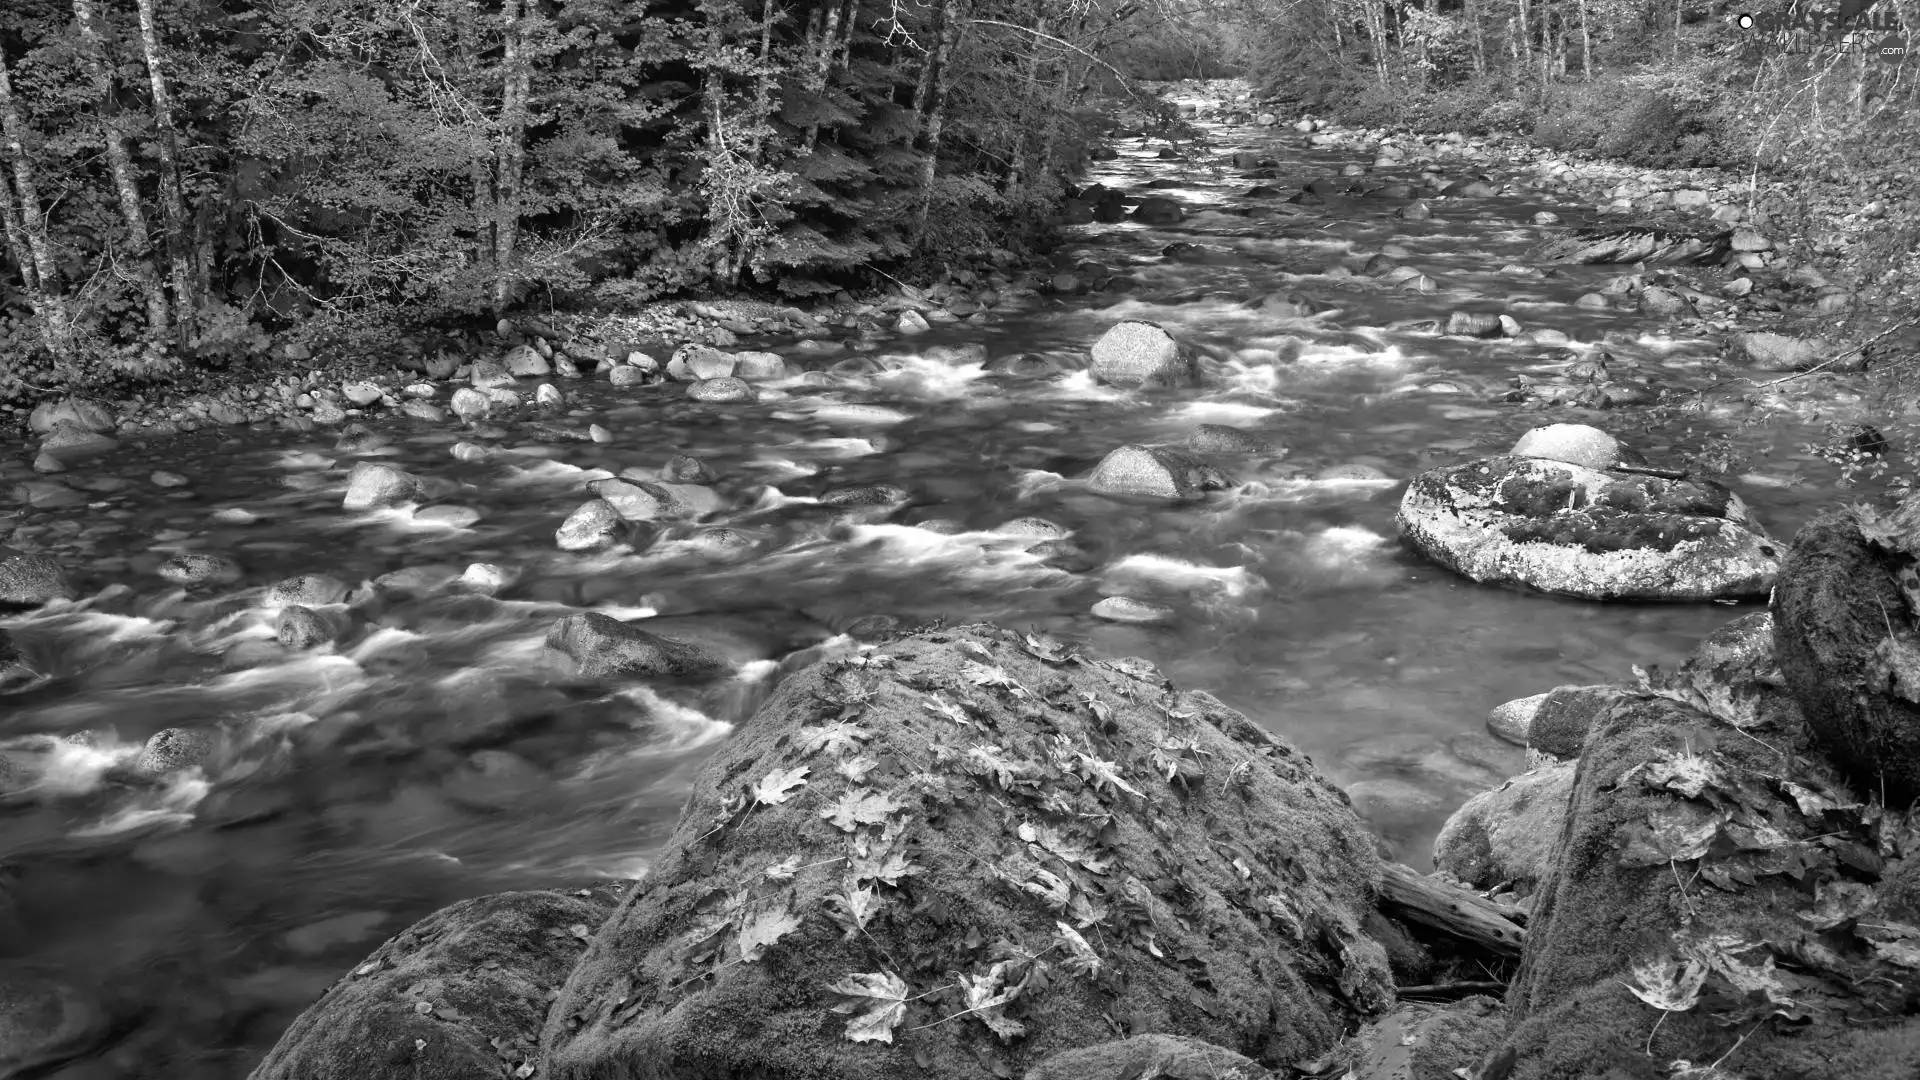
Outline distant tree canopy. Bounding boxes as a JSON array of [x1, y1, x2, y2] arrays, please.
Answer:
[[0, 0, 1189, 392], [1, 0, 1912, 398]]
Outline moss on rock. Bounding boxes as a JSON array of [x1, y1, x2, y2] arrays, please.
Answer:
[[540, 625, 1390, 1080], [250, 886, 624, 1080]]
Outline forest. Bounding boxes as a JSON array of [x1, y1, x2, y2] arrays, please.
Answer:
[[0, 0, 1913, 404]]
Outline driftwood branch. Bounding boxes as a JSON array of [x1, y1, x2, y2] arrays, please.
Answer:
[[1377, 863, 1528, 958], [1393, 979, 1509, 999]]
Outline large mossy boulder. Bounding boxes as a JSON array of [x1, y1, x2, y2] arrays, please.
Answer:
[[250, 887, 623, 1080], [1395, 456, 1781, 601], [1489, 628, 1920, 1080], [541, 625, 1391, 1079], [1772, 507, 1920, 805]]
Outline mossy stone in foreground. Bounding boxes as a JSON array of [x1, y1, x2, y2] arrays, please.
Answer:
[[250, 887, 622, 1080], [542, 624, 1390, 1080], [1494, 680, 1920, 1080], [1771, 509, 1920, 806]]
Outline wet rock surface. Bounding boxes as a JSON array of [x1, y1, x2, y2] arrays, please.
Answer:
[[542, 625, 1390, 1078], [252, 887, 623, 1080], [1396, 455, 1782, 601]]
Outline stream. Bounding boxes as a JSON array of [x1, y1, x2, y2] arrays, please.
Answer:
[[0, 92, 1878, 1077]]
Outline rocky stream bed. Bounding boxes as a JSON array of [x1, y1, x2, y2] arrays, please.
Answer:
[[2, 81, 1916, 1079]]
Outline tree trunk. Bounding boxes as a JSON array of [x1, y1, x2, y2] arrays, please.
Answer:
[[452, 0, 498, 267], [1464, 0, 1487, 75], [911, 0, 963, 245], [133, 0, 198, 348], [799, 0, 844, 149], [73, 0, 171, 353], [491, 0, 531, 314], [1578, 0, 1593, 78], [0, 168, 31, 294], [911, 0, 947, 117], [1517, 0, 1535, 72], [0, 48, 71, 351], [1672, 0, 1683, 59]]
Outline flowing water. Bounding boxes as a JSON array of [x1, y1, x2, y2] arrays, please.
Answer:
[[0, 100, 1877, 1076]]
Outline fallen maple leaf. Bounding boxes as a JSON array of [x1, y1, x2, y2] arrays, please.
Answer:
[[797, 721, 873, 758], [1780, 780, 1860, 818], [737, 905, 803, 963], [835, 754, 880, 784], [1616, 805, 1720, 867], [964, 661, 1028, 697], [1022, 867, 1073, 911], [825, 971, 910, 1044], [751, 765, 811, 806], [764, 855, 803, 881], [821, 788, 907, 832], [1056, 921, 1102, 978], [960, 962, 1028, 1041], [922, 694, 974, 727], [1623, 954, 1707, 1012], [1021, 632, 1072, 663], [828, 885, 884, 939], [1075, 752, 1146, 799]]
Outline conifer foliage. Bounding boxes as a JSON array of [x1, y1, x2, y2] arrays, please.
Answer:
[[0, 0, 1122, 392]]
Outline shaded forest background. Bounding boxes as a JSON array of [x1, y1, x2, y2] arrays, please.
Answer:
[[0, 0, 1913, 401]]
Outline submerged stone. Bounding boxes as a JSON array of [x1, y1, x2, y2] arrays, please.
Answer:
[[545, 612, 730, 679]]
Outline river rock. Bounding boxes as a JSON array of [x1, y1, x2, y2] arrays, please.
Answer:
[[505, 343, 550, 377], [1522, 685, 1628, 761], [1132, 196, 1184, 224], [278, 605, 344, 649], [158, 552, 244, 587], [1089, 321, 1197, 389], [1188, 425, 1273, 455], [819, 483, 910, 507], [0, 553, 74, 607], [609, 364, 649, 388], [1487, 691, 1550, 746], [687, 377, 758, 403], [133, 726, 218, 775], [38, 421, 118, 460], [0, 964, 109, 1078], [1735, 331, 1852, 373], [343, 462, 421, 511], [545, 612, 730, 679], [1395, 456, 1782, 601], [27, 398, 114, 435], [1090, 596, 1175, 624], [1492, 675, 1920, 1076], [732, 351, 787, 381], [1088, 445, 1228, 501], [556, 499, 624, 551], [1534, 225, 1726, 264], [1771, 507, 1920, 804], [661, 454, 714, 483], [250, 888, 621, 1080], [1659, 610, 1802, 732], [268, 574, 352, 607], [448, 387, 492, 422], [469, 359, 517, 390], [539, 624, 1391, 1079], [589, 479, 671, 522], [1508, 423, 1623, 470], [1445, 311, 1502, 338], [1432, 761, 1576, 895]]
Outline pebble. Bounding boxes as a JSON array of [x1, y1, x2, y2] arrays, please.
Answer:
[[1091, 596, 1176, 624], [151, 471, 189, 488]]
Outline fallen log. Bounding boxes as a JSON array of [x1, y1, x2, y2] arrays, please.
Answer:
[[1376, 862, 1527, 958]]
